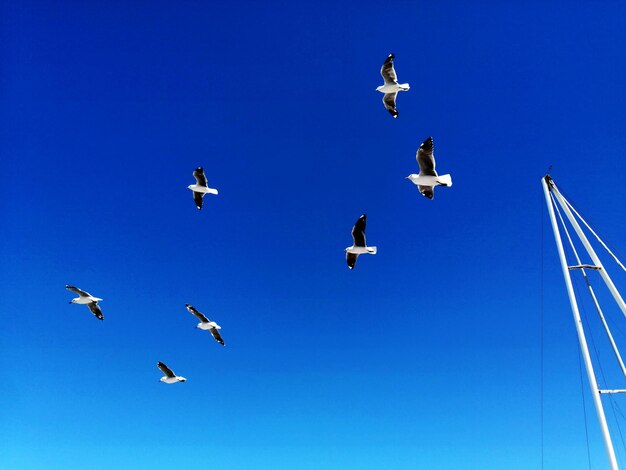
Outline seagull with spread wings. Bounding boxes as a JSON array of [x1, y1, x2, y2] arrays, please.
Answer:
[[157, 361, 186, 384], [185, 304, 225, 346], [406, 137, 452, 200], [376, 53, 410, 118], [65, 285, 104, 320], [187, 167, 218, 210], [345, 214, 377, 270]]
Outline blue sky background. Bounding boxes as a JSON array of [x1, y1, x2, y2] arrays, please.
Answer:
[[2, 1, 626, 468]]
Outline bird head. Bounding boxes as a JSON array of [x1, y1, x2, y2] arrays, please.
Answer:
[[178, 377, 187, 382]]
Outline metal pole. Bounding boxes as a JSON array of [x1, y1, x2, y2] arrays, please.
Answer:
[[550, 182, 626, 320], [542, 175, 619, 470], [551, 194, 626, 378]]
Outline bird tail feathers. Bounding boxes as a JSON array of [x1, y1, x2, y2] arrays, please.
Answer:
[[436, 174, 452, 187]]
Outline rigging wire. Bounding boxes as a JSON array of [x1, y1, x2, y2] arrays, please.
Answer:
[[609, 395, 626, 468], [554, 192, 626, 465], [606, 313, 626, 343], [551, 193, 593, 467], [552, 193, 626, 377], [577, 339, 594, 470], [555, 185, 626, 273], [539, 185, 545, 470]]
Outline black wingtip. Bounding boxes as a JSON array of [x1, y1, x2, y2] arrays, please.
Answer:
[[420, 136, 434, 152], [195, 166, 203, 171], [388, 53, 395, 59]]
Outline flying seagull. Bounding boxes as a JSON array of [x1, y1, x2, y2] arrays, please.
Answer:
[[406, 137, 452, 200], [345, 214, 377, 270], [187, 167, 218, 210], [185, 304, 225, 346], [157, 361, 186, 384], [376, 53, 410, 118], [66, 285, 104, 320]]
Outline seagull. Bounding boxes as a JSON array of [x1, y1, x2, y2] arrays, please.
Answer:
[[157, 361, 186, 384], [376, 53, 410, 118], [185, 304, 225, 346], [66, 285, 104, 320], [406, 137, 452, 200], [187, 167, 218, 210], [345, 214, 377, 270]]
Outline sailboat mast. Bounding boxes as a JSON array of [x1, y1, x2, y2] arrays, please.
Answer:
[[542, 175, 619, 470]]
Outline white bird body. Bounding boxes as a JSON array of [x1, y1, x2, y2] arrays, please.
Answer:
[[345, 214, 377, 269], [70, 295, 102, 304], [376, 83, 410, 94], [408, 137, 452, 200], [187, 184, 218, 195], [406, 174, 452, 187], [157, 361, 186, 384], [160, 376, 186, 384], [197, 321, 221, 331], [185, 304, 225, 345], [345, 245, 377, 255], [378, 54, 409, 118], [65, 285, 104, 320], [188, 167, 218, 210]]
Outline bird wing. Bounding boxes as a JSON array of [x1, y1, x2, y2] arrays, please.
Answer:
[[209, 326, 225, 346], [380, 54, 398, 85], [193, 167, 208, 187], [416, 137, 438, 176], [382, 93, 398, 118], [158, 361, 176, 378], [346, 252, 358, 270], [186, 304, 209, 323], [193, 191, 203, 210], [418, 185, 435, 200], [66, 285, 90, 297], [351, 214, 367, 247], [87, 302, 104, 320]]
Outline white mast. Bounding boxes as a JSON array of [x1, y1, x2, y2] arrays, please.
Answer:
[[542, 175, 619, 470]]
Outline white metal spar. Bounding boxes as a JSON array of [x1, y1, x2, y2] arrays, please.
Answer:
[[542, 175, 619, 470], [551, 193, 626, 379], [550, 182, 626, 320]]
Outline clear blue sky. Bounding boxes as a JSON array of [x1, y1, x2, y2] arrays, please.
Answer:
[[2, 1, 626, 468]]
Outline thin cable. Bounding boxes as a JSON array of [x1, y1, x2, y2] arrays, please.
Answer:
[[611, 396, 626, 467], [552, 194, 626, 377], [578, 340, 594, 469], [609, 396, 626, 468], [559, 190, 626, 273], [539, 185, 544, 470], [552, 193, 593, 467]]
